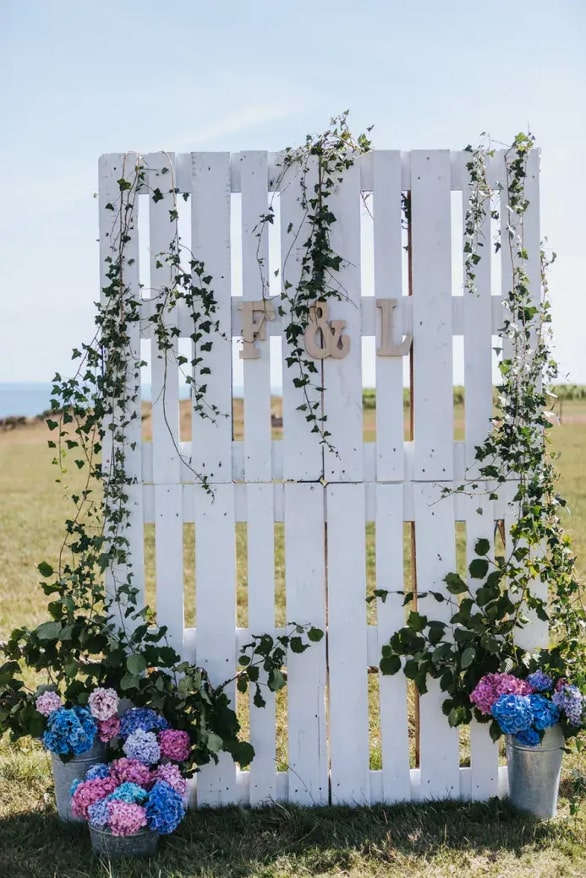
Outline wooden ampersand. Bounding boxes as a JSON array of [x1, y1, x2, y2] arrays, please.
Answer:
[[304, 301, 350, 360]]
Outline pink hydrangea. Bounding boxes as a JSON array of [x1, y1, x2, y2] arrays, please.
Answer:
[[88, 687, 119, 721], [154, 763, 187, 796], [470, 672, 532, 715], [158, 729, 191, 763], [108, 801, 147, 837], [110, 757, 152, 787], [97, 714, 121, 743], [35, 691, 63, 717], [71, 776, 118, 819]]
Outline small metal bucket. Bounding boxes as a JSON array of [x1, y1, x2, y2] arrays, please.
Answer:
[[89, 826, 159, 858], [505, 724, 564, 819], [51, 740, 106, 822]]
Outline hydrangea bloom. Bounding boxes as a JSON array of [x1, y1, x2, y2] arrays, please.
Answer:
[[158, 729, 191, 763], [43, 706, 97, 756], [514, 727, 541, 746], [553, 684, 584, 726], [88, 688, 119, 721], [71, 776, 118, 819], [110, 757, 152, 787], [526, 671, 553, 693], [87, 799, 111, 828], [108, 801, 147, 837], [491, 694, 533, 734], [84, 763, 111, 781], [119, 708, 168, 739], [123, 729, 161, 765], [108, 781, 148, 804], [97, 715, 120, 743], [146, 781, 185, 834], [155, 763, 187, 796], [470, 673, 532, 716], [35, 691, 63, 717], [528, 694, 560, 730]]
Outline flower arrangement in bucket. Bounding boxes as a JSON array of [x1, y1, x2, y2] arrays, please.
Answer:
[[71, 707, 190, 857], [34, 686, 123, 821], [471, 669, 585, 818], [471, 670, 585, 746]]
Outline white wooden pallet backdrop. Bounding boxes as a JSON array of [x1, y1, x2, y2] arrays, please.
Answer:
[[98, 148, 546, 808]]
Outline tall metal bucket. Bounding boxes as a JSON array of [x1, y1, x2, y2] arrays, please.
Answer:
[[51, 740, 106, 822], [505, 724, 564, 819]]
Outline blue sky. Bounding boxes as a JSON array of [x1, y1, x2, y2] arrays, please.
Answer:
[[1, 0, 585, 382]]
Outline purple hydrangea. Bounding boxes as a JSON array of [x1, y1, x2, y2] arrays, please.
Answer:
[[526, 670, 554, 693], [552, 684, 584, 726], [119, 708, 168, 739], [122, 729, 161, 765], [87, 799, 111, 828]]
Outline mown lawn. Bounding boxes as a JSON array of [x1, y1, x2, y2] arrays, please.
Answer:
[[0, 401, 585, 877]]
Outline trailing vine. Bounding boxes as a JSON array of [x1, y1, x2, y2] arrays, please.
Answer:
[[255, 111, 372, 449], [0, 134, 336, 768], [379, 132, 586, 739]]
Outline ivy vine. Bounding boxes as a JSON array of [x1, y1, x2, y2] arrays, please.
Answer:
[[379, 132, 586, 739], [255, 110, 372, 449]]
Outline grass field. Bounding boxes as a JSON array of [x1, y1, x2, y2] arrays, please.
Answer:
[[0, 400, 585, 877]]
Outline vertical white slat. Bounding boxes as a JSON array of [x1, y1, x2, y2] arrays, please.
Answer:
[[327, 483, 370, 804], [323, 161, 363, 482], [461, 491, 500, 800], [145, 152, 184, 651], [190, 152, 233, 483], [373, 151, 406, 481], [376, 483, 411, 801], [414, 482, 460, 799], [98, 153, 145, 606], [278, 156, 323, 481], [246, 482, 277, 805], [495, 150, 514, 366], [461, 152, 493, 475], [194, 482, 238, 805], [240, 151, 273, 482], [284, 483, 328, 805], [411, 151, 453, 480]]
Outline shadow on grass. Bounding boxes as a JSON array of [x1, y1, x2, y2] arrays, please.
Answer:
[[0, 797, 583, 878]]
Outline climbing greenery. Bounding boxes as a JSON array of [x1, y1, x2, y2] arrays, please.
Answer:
[[255, 110, 372, 448], [0, 118, 371, 764], [379, 132, 585, 741]]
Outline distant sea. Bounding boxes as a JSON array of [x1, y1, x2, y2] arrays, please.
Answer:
[[0, 382, 256, 419]]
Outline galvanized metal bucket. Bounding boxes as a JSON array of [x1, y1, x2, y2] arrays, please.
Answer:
[[505, 724, 564, 819], [89, 826, 159, 858], [51, 740, 106, 822]]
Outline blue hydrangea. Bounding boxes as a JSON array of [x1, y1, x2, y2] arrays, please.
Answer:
[[145, 781, 185, 834], [84, 763, 111, 781], [514, 727, 541, 746], [553, 685, 584, 726], [491, 694, 533, 735], [528, 694, 560, 730], [123, 729, 161, 765], [87, 799, 111, 828], [119, 708, 168, 739], [108, 781, 148, 804], [42, 706, 97, 756], [527, 671, 553, 692], [70, 778, 82, 797]]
